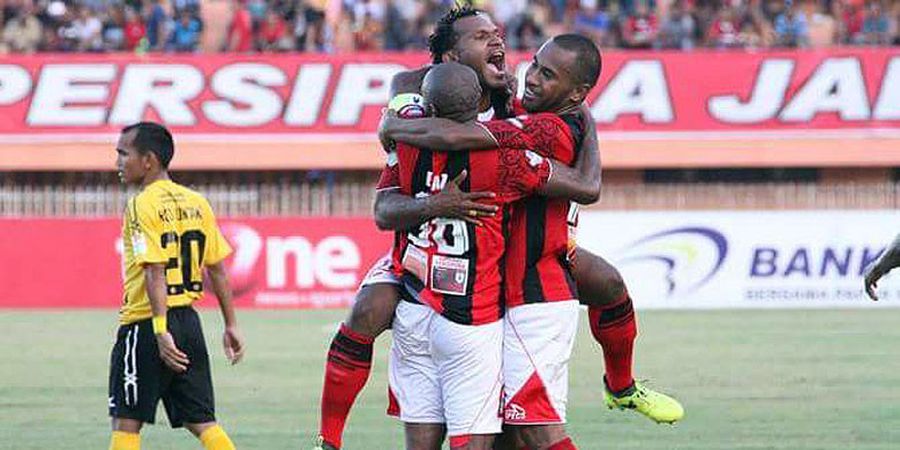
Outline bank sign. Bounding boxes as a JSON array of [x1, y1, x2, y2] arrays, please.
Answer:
[[577, 211, 900, 309]]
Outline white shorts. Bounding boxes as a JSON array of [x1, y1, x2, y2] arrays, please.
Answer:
[[359, 253, 399, 289], [387, 301, 443, 424], [502, 301, 579, 425], [388, 298, 504, 437]]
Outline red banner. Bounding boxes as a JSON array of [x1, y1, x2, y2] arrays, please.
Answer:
[[0, 50, 897, 134], [1, 49, 898, 170], [0, 218, 393, 309]]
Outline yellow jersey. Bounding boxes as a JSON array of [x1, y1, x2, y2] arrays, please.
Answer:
[[119, 179, 232, 324]]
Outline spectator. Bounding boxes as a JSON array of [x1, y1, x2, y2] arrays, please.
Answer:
[[123, 6, 146, 50], [258, 8, 289, 51], [70, 5, 104, 51], [225, 0, 253, 52], [575, 0, 614, 47], [168, 9, 202, 51], [774, 1, 810, 47], [802, 0, 836, 47], [621, 0, 659, 49], [1, 5, 42, 53], [706, 5, 742, 48], [144, 0, 169, 50], [353, 11, 381, 50], [383, 0, 408, 50], [513, 12, 545, 50], [858, 0, 891, 45], [103, 5, 127, 50], [658, 0, 697, 50]]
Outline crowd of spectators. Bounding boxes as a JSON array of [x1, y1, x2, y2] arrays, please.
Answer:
[[1, 0, 897, 54]]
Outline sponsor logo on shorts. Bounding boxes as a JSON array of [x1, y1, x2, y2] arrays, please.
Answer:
[[505, 403, 526, 421]]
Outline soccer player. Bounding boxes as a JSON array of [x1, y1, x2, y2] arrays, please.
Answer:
[[382, 34, 603, 450], [314, 8, 679, 450], [387, 61, 603, 450], [864, 233, 900, 300], [109, 122, 245, 450]]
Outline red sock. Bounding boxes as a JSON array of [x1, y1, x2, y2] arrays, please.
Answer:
[[548, 437, 577, 450], [588, 291, 637, 393], [319, 324, 375, 449]]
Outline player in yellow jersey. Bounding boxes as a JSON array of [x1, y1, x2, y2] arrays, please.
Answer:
[[108, 122, 245, 450]]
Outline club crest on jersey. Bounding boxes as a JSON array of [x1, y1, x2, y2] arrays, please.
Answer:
[[426, 171, 448, 192]]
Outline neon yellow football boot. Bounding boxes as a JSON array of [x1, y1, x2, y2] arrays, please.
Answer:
[[604, 380, 684, 424]]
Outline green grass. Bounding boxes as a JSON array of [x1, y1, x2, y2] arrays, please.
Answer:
[[1, 309, 899, 449]]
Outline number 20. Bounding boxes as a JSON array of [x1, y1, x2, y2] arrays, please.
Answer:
[[160, 230, 206, 295]]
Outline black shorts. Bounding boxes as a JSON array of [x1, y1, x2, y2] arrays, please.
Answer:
[[108, 306, 215, 428]]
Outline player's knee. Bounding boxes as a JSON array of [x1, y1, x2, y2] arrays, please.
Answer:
[[517, 425, 567, 450], [575, 252, 626, 307], [345, 284, 399, 337], [112, 418, 143, 433]]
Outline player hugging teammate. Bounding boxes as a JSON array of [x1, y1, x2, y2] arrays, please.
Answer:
[[315, 5, 683, 450]]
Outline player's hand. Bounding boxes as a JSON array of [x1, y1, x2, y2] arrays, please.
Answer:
[[864, 263, 885, 301], [377, 109, 399, 151], [223, 325, 245, 365], [427, 170, 498, 226], [156, 332, 190, 373]]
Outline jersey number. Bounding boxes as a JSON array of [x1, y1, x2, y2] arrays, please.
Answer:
[[408, 218, 470, 255], [160, 230, 207, 295]]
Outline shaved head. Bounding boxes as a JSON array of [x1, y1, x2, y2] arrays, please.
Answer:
[[421, 62, 482, 123]]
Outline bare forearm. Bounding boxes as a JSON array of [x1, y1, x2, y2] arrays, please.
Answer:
[[876, 233, 900, 272], [207, 262, 237, 327], [571, 104, 601, 202], [374, 190, 436, 231], [145, 264, 169, 317], [540, 159, 601, 204], [383, 117, 496, 151]]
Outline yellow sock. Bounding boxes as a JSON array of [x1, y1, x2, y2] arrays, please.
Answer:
[[199, 424, 236, 450], [109, 431, 140, 450]]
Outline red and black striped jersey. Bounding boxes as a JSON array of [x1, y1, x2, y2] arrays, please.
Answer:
[[491, 112, 585, 308], [389, 138, 551, 325]]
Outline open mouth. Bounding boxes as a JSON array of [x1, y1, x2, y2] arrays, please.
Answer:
[[523, 87, 538, 102], [486, 50, 506, 77]]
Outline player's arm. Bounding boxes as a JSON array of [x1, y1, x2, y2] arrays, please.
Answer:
[[202, 200, 245, 364], [538, 157, 600, 204], [207, 261, 244, 364], [567, 103, 601, 204], [374, 170, 498, 231], [145, 262, 190, 372], [131, 196, 190, 373], [864, 232, 900, 301], [378, 110, 498, 151]]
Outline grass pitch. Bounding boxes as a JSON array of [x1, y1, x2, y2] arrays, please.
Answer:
[[1, 308, 898, 449]]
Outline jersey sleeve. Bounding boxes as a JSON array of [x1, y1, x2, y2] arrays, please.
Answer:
[[201, 199, 233, 266], [520, 113, 576, 164], [481, 119, 535, 150], [376, 151, 401, 191], [496, 146, 551, 202], [130, 195, 167, 265]]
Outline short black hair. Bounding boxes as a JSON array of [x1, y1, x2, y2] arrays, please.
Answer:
[[121, 122, 174, 169], [552, 34, 602, 88], [428, 5, 482, 65], [422, 62, 481, 121]]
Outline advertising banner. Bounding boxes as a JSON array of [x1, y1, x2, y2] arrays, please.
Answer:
[[1, 212, 897, 309], [0, 217, 393, 309], [576, 210, 900, 309], [1, 50, 897, 169]]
